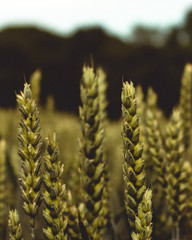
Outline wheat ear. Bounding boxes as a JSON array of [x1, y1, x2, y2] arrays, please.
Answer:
[[78, 65, 105, 239], [8, 209, 23, 240], [30, 69, 42, 105], [121, 81, 146, 229], [131, 189, 153, 240], [97, 66, 112, 233], [165, 108, 186, 239], [65, 191, 81, 240], [16, 83, 42, 239], [179, 63, 192, 150], [43, 133, 67, 240], [97, 67, 108, 124], [145, 108, 166, 193], [0, 139, 7, 237]]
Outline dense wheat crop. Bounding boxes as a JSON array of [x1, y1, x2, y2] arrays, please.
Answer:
[[0, 63, 191, 240]]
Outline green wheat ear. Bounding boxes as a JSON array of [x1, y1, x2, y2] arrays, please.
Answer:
[[16, 82, 42, 239], [43, 133, 68, 240], [121, 81, 146, 229], [78, 65, 105, 239], [131, 189, 153, 240], [179, 63, 192, 150], [8, 209, 23, 240]]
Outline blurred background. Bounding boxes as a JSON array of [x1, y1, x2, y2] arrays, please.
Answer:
[[1, 0, 192, 119]]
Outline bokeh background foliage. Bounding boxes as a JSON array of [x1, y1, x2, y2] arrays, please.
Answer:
[[1, 9, 192, 119]]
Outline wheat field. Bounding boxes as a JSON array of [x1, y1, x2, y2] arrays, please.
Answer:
[[0, 64, 192, 240]]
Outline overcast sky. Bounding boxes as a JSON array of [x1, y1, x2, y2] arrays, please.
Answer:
[[1, 0, 192, 38]]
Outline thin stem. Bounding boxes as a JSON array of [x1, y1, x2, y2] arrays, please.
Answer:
[[31, 227, 35, 240], [30, 217, 35, 240], [172, 227, 176, 240], [176, 226, 180, 240]]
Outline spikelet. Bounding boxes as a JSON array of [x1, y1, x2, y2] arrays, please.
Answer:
[[30, 69, 42, 105], [121, 81, 146, 229], [16, 83, 42, 239], [165, 108, 187, 231], [43, 133, 67, 240], [131, 189, 153, 240], [8, 209, 23, 240], [179, 63, 192, 150], [78, 65, 105, 239], [0, 139, 7, 237]]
